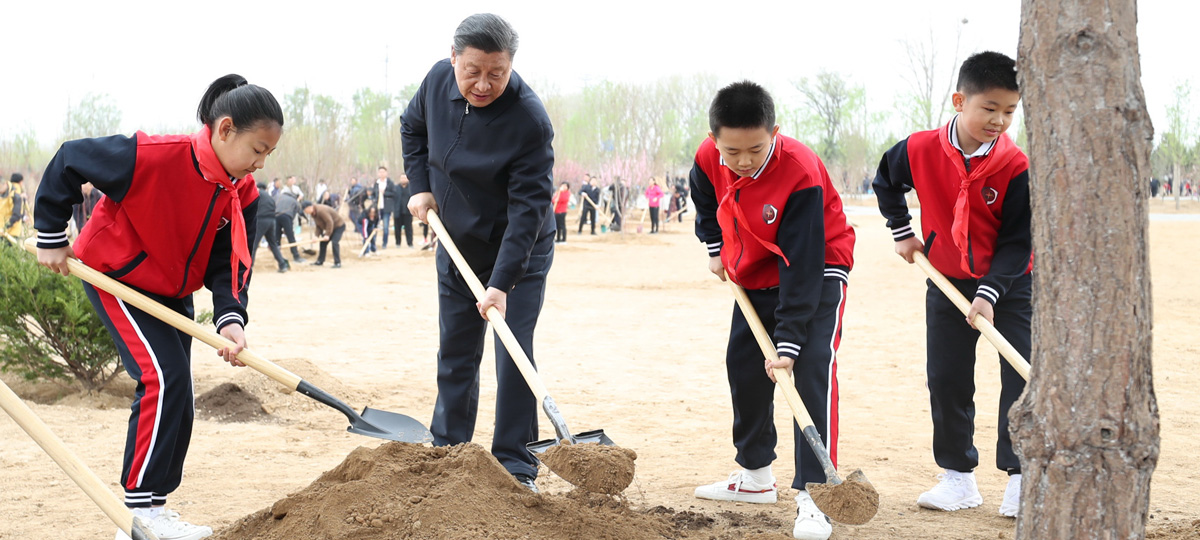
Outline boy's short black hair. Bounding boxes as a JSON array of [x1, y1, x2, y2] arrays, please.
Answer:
[[10, 173, 23, 183], [301, 201, 313, 210], [957, 51, 1019, 95], [256, 181, 267, 190], [708, 81, 776, 137]]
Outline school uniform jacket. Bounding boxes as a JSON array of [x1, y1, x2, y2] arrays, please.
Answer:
[[34, 129, 259, 332], [401, 59, 555, 292], [691, 135, 855, 360], [873, 118, 1032, 306]]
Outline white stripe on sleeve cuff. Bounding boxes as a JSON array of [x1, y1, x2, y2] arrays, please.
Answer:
[[776, 342, 801, 358]]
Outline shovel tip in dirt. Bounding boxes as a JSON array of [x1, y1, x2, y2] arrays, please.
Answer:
[[539, 442, 637, 495], [805, 469, 879, 525]]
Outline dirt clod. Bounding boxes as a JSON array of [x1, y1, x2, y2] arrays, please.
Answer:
[[806, 468, 880, 525], [195, 383, 269, 422], [539, 442, 637, 494]]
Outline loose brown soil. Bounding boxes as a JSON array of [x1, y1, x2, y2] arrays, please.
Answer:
[[195, 382, 269, 423], [3, 205, 1200, 539], [540, 441, 638, 494], [807, 469, 879, 525]]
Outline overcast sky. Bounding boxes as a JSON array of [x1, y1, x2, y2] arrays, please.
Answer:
[[1, 0, 1195, 146]]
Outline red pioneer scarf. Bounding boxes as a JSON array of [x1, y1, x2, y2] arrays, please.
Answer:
[[190, 125, 252, 301], [938, 127, 1020, 278], [717, 173, 790, 271]]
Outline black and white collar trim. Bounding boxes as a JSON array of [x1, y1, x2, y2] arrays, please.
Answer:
[[947, 115, 996, 158]]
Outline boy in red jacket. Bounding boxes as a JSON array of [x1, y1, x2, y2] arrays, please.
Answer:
[[691, 81, 855, 540], [873, 51, 1031, 518]]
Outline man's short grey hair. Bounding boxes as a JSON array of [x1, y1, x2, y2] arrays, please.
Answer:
[[453, 13, 519, 57]]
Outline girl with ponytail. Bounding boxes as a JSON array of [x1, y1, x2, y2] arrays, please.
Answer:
[[33, 74, 283, 540]]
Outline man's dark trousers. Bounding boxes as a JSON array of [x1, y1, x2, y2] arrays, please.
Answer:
[[395, 211, 414, 247], [275, 214, 302, 260], [430, 236, 554, 479], [252, 217, 287, 268]]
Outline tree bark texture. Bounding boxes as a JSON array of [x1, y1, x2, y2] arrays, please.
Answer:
[[1013, 1, 1159, 538]]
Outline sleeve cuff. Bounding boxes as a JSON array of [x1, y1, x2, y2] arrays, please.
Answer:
[[706, 240, 723, 256], [890, 224, 916, 241], [215, 312, 246, 332], [37, 230, 70, 249], [776, 341, 801, 359], [487, 270, 519, 294], [975, 284, 1000, 306]]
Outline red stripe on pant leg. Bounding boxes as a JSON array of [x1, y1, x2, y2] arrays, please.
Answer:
[[827, 281, 848, 469], [96, 290, 161, 491]]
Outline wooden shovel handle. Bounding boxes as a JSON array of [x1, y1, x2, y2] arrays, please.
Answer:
[[424, 211, 551, 402], [21, 239, 303, 391], [912, 252, 1031, 381], [0, 379, 151, 538], [725, 278, 819, 431]]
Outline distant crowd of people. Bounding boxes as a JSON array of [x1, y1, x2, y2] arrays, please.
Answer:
[[548, 172, 691, 242]]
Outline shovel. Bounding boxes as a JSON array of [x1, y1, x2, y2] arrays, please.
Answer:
[[21, 239, 432, 444], [359, 228, 379, 257], [0, 378, 158, 539], [726, 278, 879, 525], [912, 252, 1031, 381], [424, 211, 613, 453], [275, 236, 326, 251]]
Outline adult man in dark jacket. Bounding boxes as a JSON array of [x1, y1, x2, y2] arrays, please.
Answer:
[[577, 174, 600, 235], [252, 182, 288, 272], [274, 191, 306, 263], [375, 166, 398, 248], [402, 13, 555, 493], [393, 174, 414, 247]]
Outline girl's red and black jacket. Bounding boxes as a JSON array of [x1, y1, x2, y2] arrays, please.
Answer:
[[690, 135, 855, 360], [34, 130, 259, 332], [872, 119, 1032, 307]]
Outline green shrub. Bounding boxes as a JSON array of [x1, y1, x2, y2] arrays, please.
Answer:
[[0, 247, 122, 392]]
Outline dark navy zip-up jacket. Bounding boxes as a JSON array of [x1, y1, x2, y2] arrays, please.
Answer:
[[401, 59, 555, 292]]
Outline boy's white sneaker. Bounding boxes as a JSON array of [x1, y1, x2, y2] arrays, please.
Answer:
[[115, 509, 213, 540], [917, 469, 983, 511], [793, 491, 833, 540], [694, 470, 778, 504], [999, 474, 1022, 517]]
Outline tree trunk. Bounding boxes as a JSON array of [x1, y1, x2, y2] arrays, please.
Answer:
[[1012, 1, 1159, 538]]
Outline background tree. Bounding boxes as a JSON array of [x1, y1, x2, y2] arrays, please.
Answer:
[[60, 93, 122, 142], [1011, 1, 1158, 538], [1153, 82, 1195, 207], [898, 20, 969, 132]]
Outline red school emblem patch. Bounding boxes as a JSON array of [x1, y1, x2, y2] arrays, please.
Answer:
[[763, 204, 778, 225], [982, 187, 999, 205]]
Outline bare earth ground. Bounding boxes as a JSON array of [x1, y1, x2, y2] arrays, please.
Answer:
[[2, 197, 1199, 539]]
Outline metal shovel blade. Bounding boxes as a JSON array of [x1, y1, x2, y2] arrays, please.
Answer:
[[527, 429, 614, 454], [295, 380, 433, 444], [349, 407, 435, 444]]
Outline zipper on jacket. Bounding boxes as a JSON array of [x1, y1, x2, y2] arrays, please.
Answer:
[[174, 186, 222, 297], [441, 103, 470, 177]]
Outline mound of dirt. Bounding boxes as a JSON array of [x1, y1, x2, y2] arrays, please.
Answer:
[[221, 358, 369, 418], [212, 442, 782, 540], [195, 382, 269, 422], [1147, 519, 1200, 539], [540, 442, 636, 495]]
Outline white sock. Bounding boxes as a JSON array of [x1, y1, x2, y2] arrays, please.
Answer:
[[131, 507, 162, 519], [743, 464, 774, 486]]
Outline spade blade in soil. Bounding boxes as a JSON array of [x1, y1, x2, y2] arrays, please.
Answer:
[[527, 429, 614, 454], [350, 407, 435, 444]]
